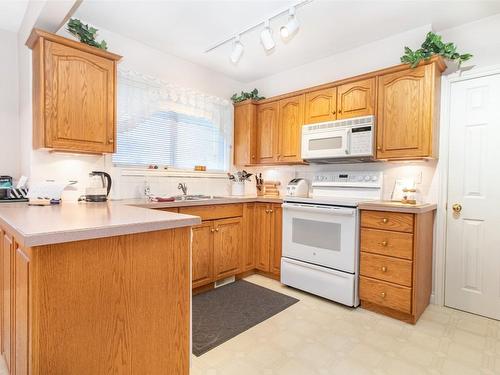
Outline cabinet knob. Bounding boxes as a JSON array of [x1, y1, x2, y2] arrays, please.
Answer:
[[382, 218, 389, 224], [252, 155, 256, 159], [211, 228, 215, 233], [265, 209, 270, 213], [381, 240, 388, 247], [332, 110, 336, 115], [380, 292, 386, 298], [215, 228, 219, 232], [377, 146, 381, 150], [381, 266, 387, 272], [269, 209, 274, 213], [108, 139, 114, 144]]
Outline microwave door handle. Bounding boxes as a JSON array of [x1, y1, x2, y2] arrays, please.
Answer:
[[283, 203, 355, 216], [344, 129, 351, 155]]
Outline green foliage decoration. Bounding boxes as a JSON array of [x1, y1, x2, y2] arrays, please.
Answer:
[[401, 31, 472, 68], [231, 89, 265, 103], [67, 18, 108, 50]]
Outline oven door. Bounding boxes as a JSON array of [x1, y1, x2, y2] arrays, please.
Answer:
[[282, 202, 357, 273], [301, 128, 350, 160]]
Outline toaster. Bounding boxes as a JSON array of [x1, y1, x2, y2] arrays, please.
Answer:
[[286, 178, 309, 197]]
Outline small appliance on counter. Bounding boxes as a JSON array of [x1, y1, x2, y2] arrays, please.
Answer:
[[0, 176, 29, 203], [80, 171, 112, 202], [286, 178, 309, 198]]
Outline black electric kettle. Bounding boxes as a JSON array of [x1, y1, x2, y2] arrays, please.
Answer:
[[81, 171, 112, 202]]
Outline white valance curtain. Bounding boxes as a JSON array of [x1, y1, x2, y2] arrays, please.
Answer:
[[117, 69, 232, 135]]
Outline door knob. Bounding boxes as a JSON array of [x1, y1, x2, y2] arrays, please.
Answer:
[[452, 203, 462, 213]]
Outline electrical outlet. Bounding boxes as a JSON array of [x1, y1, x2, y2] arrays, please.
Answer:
[[415, 171, 423, 185]]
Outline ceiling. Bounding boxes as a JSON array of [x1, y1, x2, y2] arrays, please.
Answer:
[[75, 0, 500, 83], [0, 0, 28, 33]]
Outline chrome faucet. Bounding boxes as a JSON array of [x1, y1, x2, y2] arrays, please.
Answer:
[[178, 182, 188, 196]]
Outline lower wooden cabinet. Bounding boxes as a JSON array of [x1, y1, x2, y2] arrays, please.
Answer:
[[254, 203, 282, 276], [2, 231, 13, 373], [359, 208, 435, 324], [191, 202, 283, 289], [191, 216, 243, 288]]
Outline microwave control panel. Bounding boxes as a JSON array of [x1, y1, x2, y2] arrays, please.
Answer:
[[350, 126, 373, 156]]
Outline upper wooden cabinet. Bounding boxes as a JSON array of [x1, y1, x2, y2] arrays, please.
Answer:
[[256, 101, 279, 164], [27, 29, 122, 154], [278, 94, 304, 163], [377, 61, 443, 160], [337, 78, 376, 119], [233, 101, 257, 165], [304, 87, 337, 124]]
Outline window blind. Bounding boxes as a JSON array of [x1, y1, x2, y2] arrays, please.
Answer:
[[112, 70, 231, 171]]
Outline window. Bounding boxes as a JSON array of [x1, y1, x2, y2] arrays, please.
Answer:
[[113, 70, 232, 171]]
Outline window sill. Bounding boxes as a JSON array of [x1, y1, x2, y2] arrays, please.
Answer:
[[119, 167, 228, 179]]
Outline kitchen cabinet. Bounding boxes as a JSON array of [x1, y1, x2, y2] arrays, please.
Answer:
[[254, 203, 282, 276], [359, 208, 435, 324], [191, 222, 214, 288], [14, 247, 29, 375], [304, 87, 337, 124], [234, 101, 258, 166], [278, 95, 305, 163], [26, 29, 122, 154], [337, 78, 376, 119], [213, 218, 242, 279], [2, 231, 13, 373], [376, 61, 444, 159], [241, 203, 256, 272], [256, 102, 279, 164]]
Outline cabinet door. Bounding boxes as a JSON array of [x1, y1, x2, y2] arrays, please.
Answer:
[[213, 218, 242, 280], [44, 40, 115, 153], [15, 247, 30, 375], [270, 204, 283, 276], [278, 94, 305, 163], [256, 102, 279, 164], [337, 78, 375, 119], [241, 203, 256, 272], [191, 222, 214, 288], [254, 204, 271, 272], [234, 102, 257, 165], [377, 64, 434, 159], [304, 87, 337, 124], [2, 232, 13, 372]]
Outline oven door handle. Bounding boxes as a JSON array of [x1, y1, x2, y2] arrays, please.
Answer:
[[282, 203, 355, 216]]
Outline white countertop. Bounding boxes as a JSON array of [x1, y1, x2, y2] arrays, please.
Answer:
[[0, 196, 284, 247], [0, 202, 200, 247]]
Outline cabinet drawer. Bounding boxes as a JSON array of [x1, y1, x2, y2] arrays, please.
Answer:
[[360, 252, 412, 287], [179, 204, 243, 221], [360, 276, 412, 314], [361, 210, 414, 233], [360, 228, 413, 260]]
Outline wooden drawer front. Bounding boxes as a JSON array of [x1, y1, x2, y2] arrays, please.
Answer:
[[360, 253, 412, 287], [360, 276, 412, 314], [361, 210, 414, 233], [360, 228, 413, 260], [179, 204, 243, 221]]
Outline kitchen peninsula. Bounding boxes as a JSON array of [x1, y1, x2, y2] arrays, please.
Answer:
[[0, 202, 200, 374]]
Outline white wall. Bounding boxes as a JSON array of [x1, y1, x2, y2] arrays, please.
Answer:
[[0, 29, 20, 179], [18, 22, 243, 200]]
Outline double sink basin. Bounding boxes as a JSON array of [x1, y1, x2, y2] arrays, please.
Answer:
[[171, 194, 224, 201]]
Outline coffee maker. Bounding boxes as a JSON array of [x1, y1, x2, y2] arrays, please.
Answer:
[[80, 171, 112, 202]]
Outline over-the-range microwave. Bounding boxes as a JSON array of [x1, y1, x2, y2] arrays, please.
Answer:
[[301, 115, 375, 163]]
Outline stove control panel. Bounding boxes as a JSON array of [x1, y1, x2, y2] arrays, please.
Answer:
[[313, 172, 381, 185]]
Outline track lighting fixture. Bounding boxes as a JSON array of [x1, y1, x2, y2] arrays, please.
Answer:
[[230, 36, 244, 63], [260, 20, 275, 51], [280, 7, 300, 40]]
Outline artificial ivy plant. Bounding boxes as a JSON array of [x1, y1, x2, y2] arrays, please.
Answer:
[[401, 31, 472, 68], [67, 18, 108, 50], [231, 89, 265, 103]]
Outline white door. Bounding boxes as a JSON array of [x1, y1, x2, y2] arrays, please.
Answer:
[[445, 73, 500, 319]]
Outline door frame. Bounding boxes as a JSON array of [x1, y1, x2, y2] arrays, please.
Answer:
[[434, 63, 500, 306]]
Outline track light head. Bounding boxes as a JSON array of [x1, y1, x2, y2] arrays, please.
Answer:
[[230, 36, 244, 64], [260, 20, 275, 51], [280, 7, 299, 40]]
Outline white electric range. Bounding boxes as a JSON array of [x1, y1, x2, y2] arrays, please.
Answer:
[[281, 171, 383, 307]]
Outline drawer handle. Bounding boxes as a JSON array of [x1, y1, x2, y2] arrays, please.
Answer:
[[381, 240, 388, 247], [380, 292, 386, 298], [382, 218, 389, 224], [381, 266, 387, 272]]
